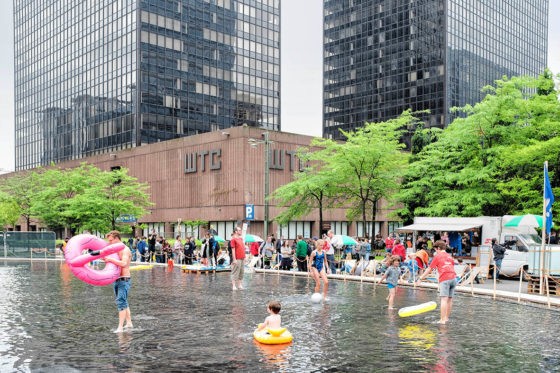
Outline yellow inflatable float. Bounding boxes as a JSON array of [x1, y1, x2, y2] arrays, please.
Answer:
[[253, 325, 293, 345], [130, 264, 154, 271], [398, 301, 437, 318]]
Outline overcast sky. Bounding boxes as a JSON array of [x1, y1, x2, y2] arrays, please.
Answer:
[[0, 1, 558, 172]]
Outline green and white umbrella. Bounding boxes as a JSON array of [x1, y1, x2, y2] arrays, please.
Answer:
[[332, 234, 358, 248], [213, 235, 226, 243], [244, 234, 264, 243], [504, 214, 543, 228]]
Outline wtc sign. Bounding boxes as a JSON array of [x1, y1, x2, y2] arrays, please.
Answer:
[[245, 204, 254, 220]]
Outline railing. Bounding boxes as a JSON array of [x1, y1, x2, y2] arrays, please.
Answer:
[[1, 231, 57, 259]]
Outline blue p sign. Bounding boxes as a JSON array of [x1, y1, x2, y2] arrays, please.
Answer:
[[245, 204, 254, 220]]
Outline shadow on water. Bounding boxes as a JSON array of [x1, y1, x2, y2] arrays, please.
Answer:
[[1, 261, 560, 372]]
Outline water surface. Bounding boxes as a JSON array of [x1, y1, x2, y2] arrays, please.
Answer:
[[1, 261, 559, 372]]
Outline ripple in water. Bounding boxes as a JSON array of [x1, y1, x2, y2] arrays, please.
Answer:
[[0, 261, 559, 372]]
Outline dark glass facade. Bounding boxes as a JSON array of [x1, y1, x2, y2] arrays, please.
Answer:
[[14, 0, 280, 170], [323, 0, 548, 140]]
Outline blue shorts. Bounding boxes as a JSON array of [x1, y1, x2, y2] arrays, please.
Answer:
[[439, 278, 456, 298], [113, 278, 131, 311], [387, 283, 396, 289]]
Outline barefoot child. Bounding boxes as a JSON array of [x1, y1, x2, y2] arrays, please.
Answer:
[[257, 300, 282, 331], [377, 255, 401, 309], [309, 239, 329, 299]]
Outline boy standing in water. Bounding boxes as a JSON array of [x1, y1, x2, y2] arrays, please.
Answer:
[[103, 230, 133, 333], [416, 240, 456, 324], [377, 255, 401, 309], [257, 300, 282, 331]]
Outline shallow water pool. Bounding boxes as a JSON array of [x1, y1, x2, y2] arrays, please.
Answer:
[[1, 261, 559, 372]]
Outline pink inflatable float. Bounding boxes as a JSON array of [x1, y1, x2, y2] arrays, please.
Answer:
[[64, 234, 126, 286]]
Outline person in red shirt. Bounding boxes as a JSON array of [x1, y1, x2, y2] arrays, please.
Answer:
[[416, 240, 456, 324], [384, 234, 394, 253], [230, 227, 246, 291], [391, 238, 406, 262], [250, 241, 260, 258]]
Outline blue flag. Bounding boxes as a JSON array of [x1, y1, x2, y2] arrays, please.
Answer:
[[544, 164, 555, 235]]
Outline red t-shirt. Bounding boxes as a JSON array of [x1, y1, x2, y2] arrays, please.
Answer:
[[250, 241, 260, 256], [231, 236, 245, 260], [429, 251, 455, 282], [392, 244, 406, 261], [385, 237, 394, 250]]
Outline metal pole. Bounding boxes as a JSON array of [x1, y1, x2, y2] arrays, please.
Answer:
[[264, 131, 270, 240], [3, 232, 6, 259], [540, 161, 547, 294]]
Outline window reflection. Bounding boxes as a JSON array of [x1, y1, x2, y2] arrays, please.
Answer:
[[14, 0, 280, 170]]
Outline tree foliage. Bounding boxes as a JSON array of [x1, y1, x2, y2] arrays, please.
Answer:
[[0, 163, 152, 234], [397, 72, 560, 223], [0, 192, 22, 229], [272, 111, 413, 237], [67, 165, 153, 233], [271, 161, 338, 231], [0, 171, 43, 228]]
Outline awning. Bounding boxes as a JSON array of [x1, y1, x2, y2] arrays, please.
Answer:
[[395, 223, 482, 233]]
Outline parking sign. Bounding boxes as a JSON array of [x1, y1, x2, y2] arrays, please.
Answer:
[[245, 204, 254, 220]]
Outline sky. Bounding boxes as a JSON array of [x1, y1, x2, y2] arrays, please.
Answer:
[[0, 1, 558, 172]]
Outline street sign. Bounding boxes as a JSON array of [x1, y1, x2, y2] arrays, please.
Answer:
[[245, 204, 254, 220], [116, 214, 137, 223]]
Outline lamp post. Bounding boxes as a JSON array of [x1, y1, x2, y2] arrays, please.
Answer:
[[249, 131, 272, 239]]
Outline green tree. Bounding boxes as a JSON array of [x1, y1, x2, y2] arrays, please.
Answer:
[[68, 166, 153, 232], [397, 73, 560, 222], [32, 164, 152, 234], [0, 171, 43, 229], [32, 165, 96, 234], [0, 192, 22, 229], [271, 165, 338, 233], [310, 111, 413, 237]]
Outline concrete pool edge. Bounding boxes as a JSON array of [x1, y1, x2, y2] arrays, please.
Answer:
[[4, 258, 558, 309], [253, 268, 560, 309]]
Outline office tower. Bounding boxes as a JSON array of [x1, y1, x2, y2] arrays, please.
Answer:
[[323, 0, 548, 139], [14, 0, 280, 170]]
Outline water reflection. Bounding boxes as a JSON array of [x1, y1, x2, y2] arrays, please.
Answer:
[[398, 324, 436, 351], [1, 261, 560, 372], [254, 340, 292, 370]]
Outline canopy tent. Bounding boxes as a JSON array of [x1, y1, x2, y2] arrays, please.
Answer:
[[396, 222, 483, 256], [395, 223, 482, 233]]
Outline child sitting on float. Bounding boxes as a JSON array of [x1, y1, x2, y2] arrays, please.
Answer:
[[257, 300, 282, 331]]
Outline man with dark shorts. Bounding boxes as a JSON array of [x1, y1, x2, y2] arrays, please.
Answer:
[[104, 230, 133, 333], [230, 227, 245, 290], [416, 240, 456, 324], [147, 229, 157, 262]]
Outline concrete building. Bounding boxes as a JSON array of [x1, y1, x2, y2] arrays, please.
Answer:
[[14, 0, 280, 170], [323, 0, 549, 140]]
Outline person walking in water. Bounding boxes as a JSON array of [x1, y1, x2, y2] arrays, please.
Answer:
[[377, 255, 401, 309], [309, 238, 329, 299], [416, 240, 456, 324], [230, 226, 245, 290], [103, 230, 133, 333]]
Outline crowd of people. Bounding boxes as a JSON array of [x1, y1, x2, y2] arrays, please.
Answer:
[[101, 227, 479, 331], [121, 229, 451, 277]]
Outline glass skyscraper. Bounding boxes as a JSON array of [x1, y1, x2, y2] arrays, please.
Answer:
[[14, 0, 280, 170], [323, 0, 548, 140]]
